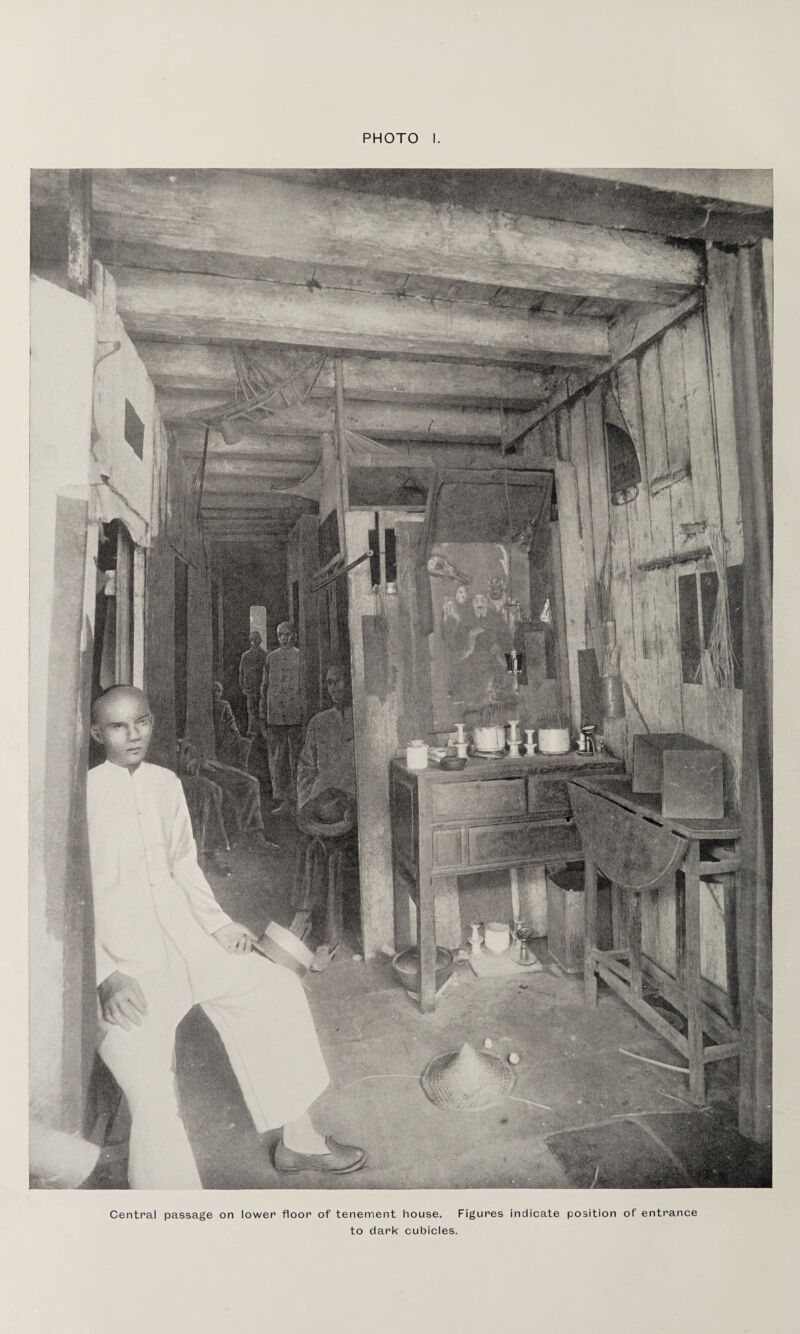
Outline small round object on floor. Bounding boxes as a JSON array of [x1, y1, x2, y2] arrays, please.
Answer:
[[508, 1052, 520, 1065], [483, 1037, 493, 1049]]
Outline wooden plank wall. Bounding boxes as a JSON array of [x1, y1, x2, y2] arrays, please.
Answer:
[[524, 252, 745, 985], [144, 423, 215, 767], [346, 509, 429, 958], [287, 514, 323, 719]]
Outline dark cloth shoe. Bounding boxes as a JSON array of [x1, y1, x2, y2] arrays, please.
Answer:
[[310, 943, 339, 972], [272, 1136, 366, 1175]]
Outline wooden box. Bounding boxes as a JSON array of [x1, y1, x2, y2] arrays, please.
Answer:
[[546, 866, 612, 974], [632, 733, 723, 820]]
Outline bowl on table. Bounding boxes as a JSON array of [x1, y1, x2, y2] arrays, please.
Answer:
[[439, 755, 467, 771]]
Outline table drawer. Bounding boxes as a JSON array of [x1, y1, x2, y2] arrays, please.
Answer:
[[467, 818, 581, 867], [432, 779, 526, 820], [432, 828, 464, 870], [527, 776, 572, 817]]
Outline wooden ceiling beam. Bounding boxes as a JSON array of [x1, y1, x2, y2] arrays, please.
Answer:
[[184, 447, 319, 469], [195, 458, 317, 479], [198, 491, 317, 511], [200, 474, 313, 495], [208, 534, 294, 545], [91, 170, 703, 304], [204, 522, 295, 533], [159, 387, 543, 443], [203, 514, 299, 526], [194, 461, 317, 482], [112, 267, 609, 368], [205, 526, 305, 538], [178, 435, 539, 471], [137, 343, 555, 406], [263, 170, 773, 246], [175, 428, 316, 458]]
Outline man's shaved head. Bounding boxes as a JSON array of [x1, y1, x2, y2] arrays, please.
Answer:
[[90, 685, 154, 770], [91, 684, 151, 725]]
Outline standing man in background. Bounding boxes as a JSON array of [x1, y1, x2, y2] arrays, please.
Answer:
[[260, 621, 303, 815], [238, 630, 267, 737]]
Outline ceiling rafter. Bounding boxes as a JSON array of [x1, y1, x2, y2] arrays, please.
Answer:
[[137, 344, 555, 407], [88, 170, 704, 305], [112, 267, 610, 368]]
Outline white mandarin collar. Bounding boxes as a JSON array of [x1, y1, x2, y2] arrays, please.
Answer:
[[100, 760, 149, 786]]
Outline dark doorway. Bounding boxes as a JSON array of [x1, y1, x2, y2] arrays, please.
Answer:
[[89, 520, 135, 767]]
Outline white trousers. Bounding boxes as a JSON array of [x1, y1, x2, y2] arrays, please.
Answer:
[[98, 938, 329, 1189]]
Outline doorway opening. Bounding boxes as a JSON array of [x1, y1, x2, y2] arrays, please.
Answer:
[[249, 604, 267, 644], [89, 519, 135, 766]]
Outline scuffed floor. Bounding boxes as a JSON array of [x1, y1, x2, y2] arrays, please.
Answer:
[[160, 825, 770, 1192]]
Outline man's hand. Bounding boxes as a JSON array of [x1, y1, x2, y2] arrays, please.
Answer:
[[98, 972, 148, 1030], [213, 923, 257, 954]]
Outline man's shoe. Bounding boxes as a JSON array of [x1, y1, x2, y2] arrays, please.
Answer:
[[208, 853, 232, 876], [243, 830, 279, 850], [273, 1136, 366, 1175], [310, 943, 339, 972]]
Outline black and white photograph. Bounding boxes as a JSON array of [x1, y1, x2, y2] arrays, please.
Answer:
[[6, 2, 797, 1329], [29, 166, 773, 1193]]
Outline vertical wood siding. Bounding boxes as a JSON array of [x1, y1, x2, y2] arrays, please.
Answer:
[[524, 254, 746, 985]]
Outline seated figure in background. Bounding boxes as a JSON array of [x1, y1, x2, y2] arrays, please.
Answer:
[[177, 739, 276, 850], [295, 665, 357, 811], [212, 681, 252, 769], [178, 752, 232, 875], [260, 621, 303, 816], [291, 664, 358, 968]]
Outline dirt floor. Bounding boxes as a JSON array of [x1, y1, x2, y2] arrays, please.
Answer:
[[156, 803, 770, 1193]]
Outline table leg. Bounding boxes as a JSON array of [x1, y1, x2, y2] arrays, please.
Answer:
[[675, 869, 686, 992], [584, 855, 598, 1008], [418, 858, 437, 1013], [391, 842, 413, 953], [683, 843, 706, 1104], [629, 893, 643, 999], [326, 845, 344, 948], [724, 840, 740, 1025]]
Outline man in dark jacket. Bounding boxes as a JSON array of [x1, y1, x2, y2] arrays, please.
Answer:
[[238, 631, 267, 736]]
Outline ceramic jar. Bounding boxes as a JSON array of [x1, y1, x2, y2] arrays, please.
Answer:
[[406, 739, 429, 770]]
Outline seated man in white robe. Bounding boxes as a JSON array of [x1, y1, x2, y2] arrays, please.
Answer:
[[87, 685, 366, 1188]]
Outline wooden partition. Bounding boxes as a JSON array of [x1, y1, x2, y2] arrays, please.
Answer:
[[523, 247, 748, 993]]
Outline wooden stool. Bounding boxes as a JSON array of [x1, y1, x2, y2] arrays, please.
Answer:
[[569, 776, 741, 1106]]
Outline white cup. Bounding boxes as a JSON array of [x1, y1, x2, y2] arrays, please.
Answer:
[[484, 921, 511, 954], [406, 740, 429, 770]]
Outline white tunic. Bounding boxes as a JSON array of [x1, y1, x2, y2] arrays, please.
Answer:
[[86, 760, 329, 1187], [87, 760, 233, 983]]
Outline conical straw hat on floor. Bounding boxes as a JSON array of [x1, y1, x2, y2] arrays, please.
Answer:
[[421, 1042, 516, 1111]]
